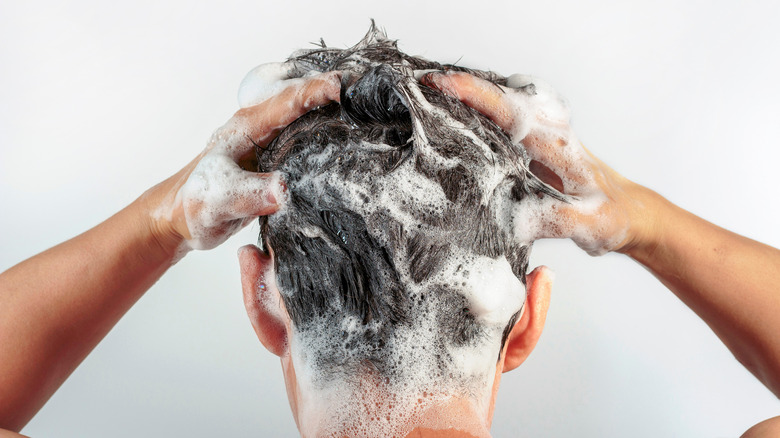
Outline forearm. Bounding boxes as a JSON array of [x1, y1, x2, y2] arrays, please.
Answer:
[[0, 70, 338, 433], [625, 188, 780, 397], [0, 196, 182, 431]]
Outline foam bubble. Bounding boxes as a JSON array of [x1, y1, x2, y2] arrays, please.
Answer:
[[238, 62, 297, 109], [459, 257, 525, 325], [267, 77, 529, 437], [154, 118, 284, 252], [254, 31, 580, 437], [497, 76, 630, 255]]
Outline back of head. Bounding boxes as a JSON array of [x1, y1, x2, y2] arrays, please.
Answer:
[[255, 25, 560, 437]]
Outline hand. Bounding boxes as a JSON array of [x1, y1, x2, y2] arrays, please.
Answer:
[[421, 71, 649, 255], [143, 68, 341, 253]]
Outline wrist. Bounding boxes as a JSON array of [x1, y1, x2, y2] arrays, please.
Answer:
[[134, 186, 190, 263], [614, 181, 666, 261]]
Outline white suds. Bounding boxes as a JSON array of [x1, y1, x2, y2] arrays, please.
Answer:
[[498, 74, 630, 255], [239, 62, 297, 109], [239, 36, 618, 437], [264, 75, 530, 437]]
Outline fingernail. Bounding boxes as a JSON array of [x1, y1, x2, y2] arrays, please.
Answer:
[[418, 71, 444, 88], [420, 71, 459, 99]]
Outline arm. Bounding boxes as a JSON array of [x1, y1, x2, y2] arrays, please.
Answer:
[[0, 192, 184, 433], [421, 71, 780, 397], [0, 71, 340, 432], [626, 188, 780, 396]]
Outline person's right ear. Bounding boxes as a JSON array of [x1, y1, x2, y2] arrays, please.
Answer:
[[238, 244, 289, 357]]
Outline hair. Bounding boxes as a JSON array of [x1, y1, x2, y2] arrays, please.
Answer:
[[256, 24, 562, 389]]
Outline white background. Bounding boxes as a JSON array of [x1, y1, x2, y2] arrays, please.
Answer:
[[2, 0, 779, 436]]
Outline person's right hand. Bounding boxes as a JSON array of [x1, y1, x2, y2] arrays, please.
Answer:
[[421, 71, 652, 256], [141, 66, 341, 255], [0, 63, 341, 434]]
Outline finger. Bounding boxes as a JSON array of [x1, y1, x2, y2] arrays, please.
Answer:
[[208, 71, 342, 162], [513, 191, 590, 243], [523, 132, 591, 191], [181, 154, 284, 228], [223, 171, 285, 219], [198, 168, 284, 222], [237, 70, 342, 147], [420, 71, 515, 131], [238, 62, 298, 109], [524, 193, 623, 256]]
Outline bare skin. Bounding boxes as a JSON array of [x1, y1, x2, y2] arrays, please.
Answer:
[[742, 416, 780, 438], [1, 65, 777, 436], [421, 70, 780, 436], [239, 245, 553, 437], [0, 71, 341, 434]]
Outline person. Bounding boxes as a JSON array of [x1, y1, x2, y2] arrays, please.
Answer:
[[1, 29, 779, 437], [240, 30, 566, 438]]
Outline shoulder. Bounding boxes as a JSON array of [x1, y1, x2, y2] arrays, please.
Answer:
[[742, 416, 780, 438], [0, 430, 28, 438]]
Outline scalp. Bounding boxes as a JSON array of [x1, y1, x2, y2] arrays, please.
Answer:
[[252, 24, 563, 437]]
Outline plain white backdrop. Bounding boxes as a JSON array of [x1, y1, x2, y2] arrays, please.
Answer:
[[2, 0, 779, 436]]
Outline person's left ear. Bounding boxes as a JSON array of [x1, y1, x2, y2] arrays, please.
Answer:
[[501, 266, 553, 373], [238, 244, 290, 357]]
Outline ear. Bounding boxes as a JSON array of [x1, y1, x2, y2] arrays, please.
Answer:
[[502, 266, 553, 373], [238, 244, 290, 357]]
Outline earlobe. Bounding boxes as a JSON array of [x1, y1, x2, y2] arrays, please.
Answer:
[[239, 244, 289, 357], [502, 266, 553, 373]]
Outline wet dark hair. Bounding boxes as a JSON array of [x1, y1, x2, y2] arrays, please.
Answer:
[[257, 24, 561, 377]]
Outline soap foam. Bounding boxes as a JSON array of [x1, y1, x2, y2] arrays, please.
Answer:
[[238, 62, 301, 109], [494, 74, 629, 255], [264, 96, 524, 436], [148, 102, 289, 255], [177, 123, 279, 251], [249, 28, 572, 437]]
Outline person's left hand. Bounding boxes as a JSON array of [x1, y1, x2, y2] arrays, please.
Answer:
[[420, 71, 644, 256], [141, 69, 341, 254]]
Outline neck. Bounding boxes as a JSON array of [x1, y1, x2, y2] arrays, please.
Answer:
[[404, 428, 487, 438], [283, 346, 504, 438], [401, 397, 493, 438], [297, 392, 493, 438]]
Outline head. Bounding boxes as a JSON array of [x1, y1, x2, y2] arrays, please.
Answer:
[[239, 25, 559, 438]]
